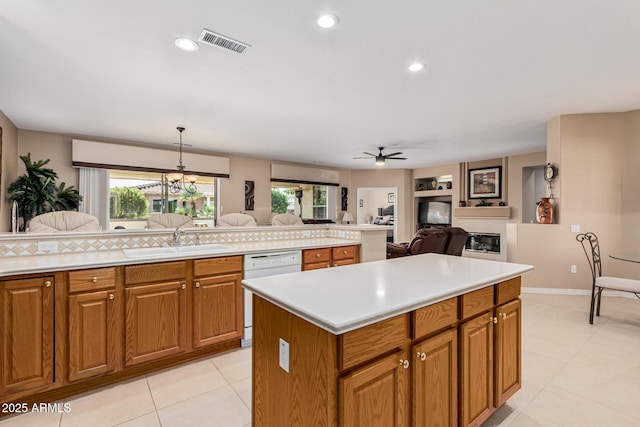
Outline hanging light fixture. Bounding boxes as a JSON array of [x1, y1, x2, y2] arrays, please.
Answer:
[[167, 127, 199, 194]]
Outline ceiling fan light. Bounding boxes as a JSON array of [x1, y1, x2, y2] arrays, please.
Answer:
[[375, 157, 385, 166]]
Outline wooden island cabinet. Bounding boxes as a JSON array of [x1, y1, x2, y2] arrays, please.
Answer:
[[249, 259, 529, 427]]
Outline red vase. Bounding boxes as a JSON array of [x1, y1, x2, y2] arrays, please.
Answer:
[[536, 197, 553, 224]]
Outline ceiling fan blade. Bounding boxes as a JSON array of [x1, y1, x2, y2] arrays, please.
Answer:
[[362, 152, 376, 156], [386, 157, 408, 160], [352, 156, 373, 159], [384, 152, 403, 157]]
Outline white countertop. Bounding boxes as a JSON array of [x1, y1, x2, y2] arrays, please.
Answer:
[[242, 254, 533, 335], [0, 238, 358, 277]]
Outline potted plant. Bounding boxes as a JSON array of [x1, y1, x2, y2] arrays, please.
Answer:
[[7, 153, 82, 231]]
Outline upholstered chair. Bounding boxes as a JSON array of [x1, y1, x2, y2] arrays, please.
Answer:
[[272, 213, 304, 226], [146, 213, 194, 229], [443, 227, 469, 256], [386, 228, 448, 259], [217, 213, 257, 227], [29, 211, 101, 233]]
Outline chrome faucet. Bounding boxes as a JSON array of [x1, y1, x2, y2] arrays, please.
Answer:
[[172, 228, 185, 246]]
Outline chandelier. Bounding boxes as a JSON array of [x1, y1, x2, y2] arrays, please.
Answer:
[[166, 126, 199, 194]]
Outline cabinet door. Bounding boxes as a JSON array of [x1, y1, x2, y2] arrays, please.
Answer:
[[412, 328, 457, 427], [494, 298, 521, 407], [1, 277, 54, 394], [193, 273, 242, 348], [460, 313, 494, 427], [125, 281, 187, 366], [340, 351, 409, 427], [333, 258, 357, 267], [68, 289, 119, 381]]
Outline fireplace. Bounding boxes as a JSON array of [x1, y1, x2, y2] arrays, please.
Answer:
[[465, 232, 501, 254]]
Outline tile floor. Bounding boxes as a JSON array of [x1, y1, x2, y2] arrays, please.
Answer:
[[2, 293, 640, 426]]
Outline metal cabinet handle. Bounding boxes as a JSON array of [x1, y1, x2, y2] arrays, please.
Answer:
[[327, 264, 331, 268], [343, 250, 348, 254], [92, 277, 98, 283], [491, 316, 498, 324], [333, 263, 338, 267], [195, 282, 201, 288], [417, 352, 426, 361], [108, 294, 115, 300], [181, 284, 186, 290], [316, 253, 321, 258], [44, 280, 52, 287], [500, 312, 507, 319], [399, 359, 410, 369]]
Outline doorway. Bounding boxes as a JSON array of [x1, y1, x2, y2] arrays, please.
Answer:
[[356, 187, 397, 243]]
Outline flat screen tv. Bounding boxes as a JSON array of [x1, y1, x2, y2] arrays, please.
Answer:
[[418, 201, 451, 225]]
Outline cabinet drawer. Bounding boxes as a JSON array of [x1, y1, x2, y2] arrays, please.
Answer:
[[412, 297, 458, 339], [332, 245, 358, 261], [125, 261, 186, 285], [303, 248, 331, 264], [194, 256, 242, 277], [339, 314, 409, 371], [460, 286, 494, 320], [495, 277, 521, 305], [69, 267, 116, 293]]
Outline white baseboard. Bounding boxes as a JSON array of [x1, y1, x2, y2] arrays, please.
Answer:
[[522, 287, 638, 299]]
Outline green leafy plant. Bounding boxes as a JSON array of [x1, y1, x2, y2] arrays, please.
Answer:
[[109, 187, 148, 219], [477, 198, 493, 206], [7, 153, 82, 230], [271, 189, 289, 213]]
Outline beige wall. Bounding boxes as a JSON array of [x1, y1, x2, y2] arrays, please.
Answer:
[[507, 151, 546, 223], [18, 130, 78, 188], [0, 111, 19, 231], [513, 112, 640, 289]]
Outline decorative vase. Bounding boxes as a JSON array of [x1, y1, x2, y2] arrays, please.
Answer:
[[536, 197, 553, 224]]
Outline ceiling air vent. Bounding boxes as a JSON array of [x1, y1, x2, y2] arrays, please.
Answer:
[[198, 29, 250, 54]]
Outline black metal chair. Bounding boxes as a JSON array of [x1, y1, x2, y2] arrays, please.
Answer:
[[576, 232, 640, 324]]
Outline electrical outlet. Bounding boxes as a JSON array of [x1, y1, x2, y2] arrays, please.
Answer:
[[279, 338, 290, 373], [571, 265, 577, 273], [37, 241, 59, 253], [571, 224, 580, 233]]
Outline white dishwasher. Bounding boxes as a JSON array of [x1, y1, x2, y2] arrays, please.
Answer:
[[243, 250, 302, 347]]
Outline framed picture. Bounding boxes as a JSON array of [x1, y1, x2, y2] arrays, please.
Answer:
[[388, 193, 395, 203], [468, 166, 502, 199]]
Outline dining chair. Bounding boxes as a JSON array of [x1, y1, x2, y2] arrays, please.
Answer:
[[576, 232, 640, 324]]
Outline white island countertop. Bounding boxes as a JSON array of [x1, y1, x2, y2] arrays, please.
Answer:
[[242, 253, 533, 335]]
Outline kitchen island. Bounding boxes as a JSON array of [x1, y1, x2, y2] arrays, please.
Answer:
[[243, 253, 533, 426]]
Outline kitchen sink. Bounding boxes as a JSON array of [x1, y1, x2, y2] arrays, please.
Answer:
[[123, 244, 233, 259]]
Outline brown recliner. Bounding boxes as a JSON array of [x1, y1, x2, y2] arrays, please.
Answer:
[[386, 228, 449, 259], [443, 227, 469, 256]]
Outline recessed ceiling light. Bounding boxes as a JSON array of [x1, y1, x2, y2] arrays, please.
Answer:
[[175, 37, 199, 52], [408, 62, 425, 72], [317, 13, 339, 29]]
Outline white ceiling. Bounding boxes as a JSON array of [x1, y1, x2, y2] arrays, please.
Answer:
[[2, 1, 640, 169]]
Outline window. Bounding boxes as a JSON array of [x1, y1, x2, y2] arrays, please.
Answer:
[[271, 182, 336, 220], [80, 168, 217, 230]]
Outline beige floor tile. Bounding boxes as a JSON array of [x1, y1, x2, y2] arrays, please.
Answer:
[[0, 407, 61, 427], [551, 364, 640, 419], [506, 411, 562, 427], [212, 347, 252, 384], [113, 412, 161, 427], [60, 378, 155, 427], [521, 384, 640, 426], [157, 385, 251, 427], [230, 376, 251, 409], [146, 359, 228, 409]]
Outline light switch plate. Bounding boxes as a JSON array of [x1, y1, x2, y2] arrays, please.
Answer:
[[571, 224, 580, 233], [279, 338, 290, 373]]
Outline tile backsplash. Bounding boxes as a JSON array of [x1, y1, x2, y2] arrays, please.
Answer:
[[0, 227, 362, 257]]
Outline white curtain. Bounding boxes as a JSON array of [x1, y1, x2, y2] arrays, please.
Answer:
[[78, 168, 109, 229]]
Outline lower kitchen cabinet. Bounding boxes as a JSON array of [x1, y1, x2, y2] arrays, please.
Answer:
[[340, 351, 409, 427], [302, 245, 360, 270], [412, 327, 458, 427], [494, 299, 522, 407], [193, 272, 243, 348], [68, 268, 121, 381], [0, 276, 54, 395], [125, 280, 188, 366]]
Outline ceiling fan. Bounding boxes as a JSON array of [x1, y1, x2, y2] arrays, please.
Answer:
[[353, 147, 408, 166]]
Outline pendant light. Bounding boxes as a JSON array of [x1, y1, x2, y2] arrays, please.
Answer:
[[167, 127, 198, 194]]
